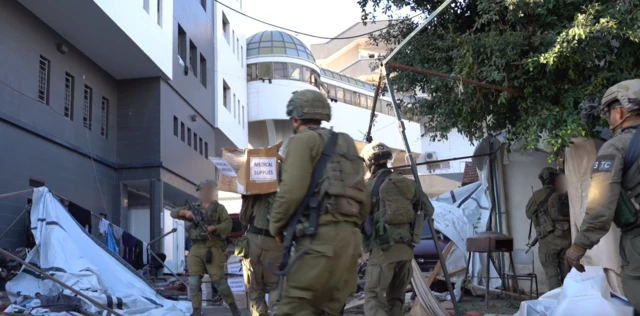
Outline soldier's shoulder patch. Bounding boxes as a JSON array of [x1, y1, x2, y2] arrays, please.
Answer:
[[592, 154, 616, 174]]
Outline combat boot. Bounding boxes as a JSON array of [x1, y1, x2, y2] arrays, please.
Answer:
[[191, 308, 201, 316], [228, 302, 241, 316]]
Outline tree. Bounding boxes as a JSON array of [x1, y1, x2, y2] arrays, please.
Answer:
[[358, 0, 640, 152]]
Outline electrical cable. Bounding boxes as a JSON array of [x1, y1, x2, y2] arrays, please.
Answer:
[[213, 0, 423, 40]]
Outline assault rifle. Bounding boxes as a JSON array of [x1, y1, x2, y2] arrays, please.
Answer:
[[267, 132, 339, 302], [186, 200, 210, 240], [525, 235, 538, 254]]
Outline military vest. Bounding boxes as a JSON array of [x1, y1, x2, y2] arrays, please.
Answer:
[[186, 201, 219, 242], [313, 128, 368, 220], [614, 125, 640, 230], [529, 188, 555, 239], [250, 193, 275, 230]]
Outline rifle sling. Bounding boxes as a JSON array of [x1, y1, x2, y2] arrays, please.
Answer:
[[371, 169, 392, 210]]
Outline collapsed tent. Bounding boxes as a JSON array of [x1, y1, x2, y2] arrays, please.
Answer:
[[431, 181, 501, 300], [5, 187, 191, 315]]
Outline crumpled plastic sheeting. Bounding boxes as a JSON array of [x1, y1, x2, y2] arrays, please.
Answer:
[[6, 188, 191, 315], [565, 137, 623, 294], [432, 181, 501, 301], [515, 266, 633, 316]]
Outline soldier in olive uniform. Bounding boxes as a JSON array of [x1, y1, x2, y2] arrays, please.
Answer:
[[525, 167, 571, 290], [239, 192, 280, 316], [360, 142, 434, 316], [171, 180, 240, 316], [268, 90, 370, 315], [567, 79, 640, 311]]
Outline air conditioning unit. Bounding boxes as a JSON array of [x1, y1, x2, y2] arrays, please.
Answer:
[[418, 152, 439, 173]]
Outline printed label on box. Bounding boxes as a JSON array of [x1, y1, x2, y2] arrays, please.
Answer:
[[210, 158, 237, 177], [249, 157, 277, 182], [228, 277, 246, 292], [227, 263, 242, 275]]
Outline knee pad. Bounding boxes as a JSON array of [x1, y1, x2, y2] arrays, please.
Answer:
[[189, 275, 202, 293]]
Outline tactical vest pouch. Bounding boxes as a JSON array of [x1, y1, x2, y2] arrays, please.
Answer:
[[412, 209, 426, 244], [376, 223, 413, 250], [234, 235, 249, 258], [376, 177, 416, 226], [614, 191, 639, 231], [318, 132, 367, 219], [532, 191, 555, 239]]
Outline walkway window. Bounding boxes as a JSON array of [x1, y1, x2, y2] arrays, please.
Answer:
[[273, 63, 287, 79], [258, 63, 272, 79], [289, 64, 300, 80], [247, 64, 257, 81]]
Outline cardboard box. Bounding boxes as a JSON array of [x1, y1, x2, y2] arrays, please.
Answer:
[[211, 142, 282, 195]]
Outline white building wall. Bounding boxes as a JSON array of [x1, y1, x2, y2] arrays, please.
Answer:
[[93, 0, 174, 78], [420, 128, 476, 174], [214, 0, 248, 148]]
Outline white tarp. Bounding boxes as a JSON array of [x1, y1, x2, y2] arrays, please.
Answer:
[[515, 266, 633, 316], [432, 180, 501, 301], [565, 137, 624, 294], [5, 187, 191, 315]]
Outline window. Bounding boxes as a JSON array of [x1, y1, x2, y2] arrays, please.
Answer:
[[336, 87, 344, 102], [180, 122, 185, 141], [173, 116, 179, 136], [232, 31, 236, 53], [237, 99, 241, 123], [187, 127, 192, 146], [344, 90, 353, 104], [199, 138, 203, 155], [367, 97, 374, 109], [354, 93, 361, 107], [83, 85, 93, 130], [302, 67, 311, 84], [328, 85, 336, 99], [200, 54, 207, 87], [273, 63, 287, 79], [64, 73, 74, 120], [193, 132, 198, 151], [200, 0, 206, 10], [38, 56, 50, 104], [223, 80, 230, 109], [236, 38, 239, 60], [247, 64, 257, 81], [242, 105, 245, 128], [189, 40, 197, 76], [258, 63, 272, 79], [233, 93, 236, 118], [205, 142, 209, 158], [241, 46, 244, 67], [157, 0, 163, 26], [143, 0, 149, 13], [178, 25, 187, 62], [289, 64, 300, 80], [222, 13, 230, 44], [100, 97, 109, 138]]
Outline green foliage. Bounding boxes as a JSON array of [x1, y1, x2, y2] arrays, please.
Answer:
[[358, 0, 640, 153]]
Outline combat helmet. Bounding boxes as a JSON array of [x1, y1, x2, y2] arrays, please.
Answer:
[[538, 167, 559, 186], [196, 179, 216, 192], [286, 90, 331, 122], [361, 142, 393, 168], [599, 79, 640, 117]]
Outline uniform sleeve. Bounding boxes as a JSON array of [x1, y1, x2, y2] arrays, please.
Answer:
[[214, 204, 232, 236], [170, 205, 185, 219], [525, 196, 536, 220], [269, 132, 322, 237], [239, 195, 252, 225], [574, 141, 625, 249], [420, 190, 435, 218]]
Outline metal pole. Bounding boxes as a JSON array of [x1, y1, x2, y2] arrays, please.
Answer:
[[0, 248, 123, 316], [0, 189, 33, 200], [149, 228, 177, 246], [384, 66, 461, 316], [146, 228, 188, 290], [0, 205, 30, 241], [382, 0, 453, 65]]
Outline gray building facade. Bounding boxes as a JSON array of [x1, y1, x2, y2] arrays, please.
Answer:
[[0, 0, 222, 251]]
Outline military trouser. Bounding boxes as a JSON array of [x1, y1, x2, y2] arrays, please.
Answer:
[[242, 232, 281, 316], [620, 230, 640, 313], [538, 231, 571, 290], [277, 222, 362, 316], [363, 259, 412, 316], [187, 242, 235, 310]]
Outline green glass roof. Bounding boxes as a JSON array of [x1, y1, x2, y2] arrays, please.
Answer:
[[319, 68, 375, 91], [246, 30, 316, 62]]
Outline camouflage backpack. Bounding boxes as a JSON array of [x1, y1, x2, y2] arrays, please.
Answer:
[[372, 170, 419, 248], [314, 128, 368, 220]]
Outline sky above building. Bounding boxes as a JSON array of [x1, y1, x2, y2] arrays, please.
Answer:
[[237, 0, 374, 47]]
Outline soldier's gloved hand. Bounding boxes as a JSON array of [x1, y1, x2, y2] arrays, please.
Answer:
[[565, 244, 586, 273], [179, 210, 194, 220]]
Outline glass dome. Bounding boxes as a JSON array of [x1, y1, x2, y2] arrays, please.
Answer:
[[246, 30, 316, 63]]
